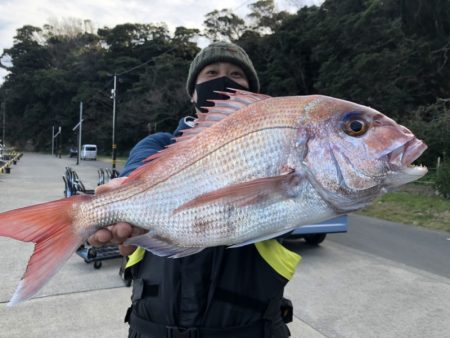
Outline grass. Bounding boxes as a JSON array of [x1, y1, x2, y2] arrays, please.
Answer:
[[358, 183, 450, 232]]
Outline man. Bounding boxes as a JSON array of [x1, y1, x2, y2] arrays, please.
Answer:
[[89, 42, 301, 338]]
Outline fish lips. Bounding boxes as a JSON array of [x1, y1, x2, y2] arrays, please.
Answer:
[[384, 138, 428, 187], [388, 138, 427, 169]]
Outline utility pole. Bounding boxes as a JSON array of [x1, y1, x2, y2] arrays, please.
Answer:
[[72, 102, 84, 165], [51, 125, 54, 156], [2, 100, 6, 150], [58, 126, 62, 158], [111, 74, 118, 177], [53, 126, 61, 157], [72, 101, 84, 165], [78, 102, 83, 165]]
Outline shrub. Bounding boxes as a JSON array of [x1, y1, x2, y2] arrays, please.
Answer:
[[435, 162, 450, 199], [406, 100, 450, 168]]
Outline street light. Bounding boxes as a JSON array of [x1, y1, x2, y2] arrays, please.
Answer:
[[72, 101, 84, 165], [59, 127, 62, 158], [111, 74, 118, 177], [0, 100, 4, 159], [108, 47, 174, 178], [2, 100, 5, 151], [52, 126, 61, 157], [51, 126, 54, 156]]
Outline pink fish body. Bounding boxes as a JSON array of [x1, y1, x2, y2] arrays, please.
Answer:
[[0, 90, 427, 304]]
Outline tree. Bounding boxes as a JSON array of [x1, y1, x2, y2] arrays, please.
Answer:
[[407, 99, 450, 166], [0, 1, 447, 166], [1, 25, 49, 73], [401, 0, 450, 37], [203, 9, 247, 42], [98, 23, 171, 57], [247, 0, 291, 33]]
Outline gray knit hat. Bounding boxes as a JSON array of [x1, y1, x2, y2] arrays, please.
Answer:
[[186, 41, 260, 96]]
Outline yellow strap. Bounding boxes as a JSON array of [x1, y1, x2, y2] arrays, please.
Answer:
[[125, 240, 302, 280], [125, 247, 146, 268], [255, 240, 301, 280]]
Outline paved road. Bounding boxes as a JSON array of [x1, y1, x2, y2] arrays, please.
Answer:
[[0, 153, 129, 338], [283, 217, 450, 337], [333, 214, 450, 279], [0, 153, 449, 338]]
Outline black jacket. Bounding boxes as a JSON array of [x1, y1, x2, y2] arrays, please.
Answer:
[[122, 118, 300, 338]]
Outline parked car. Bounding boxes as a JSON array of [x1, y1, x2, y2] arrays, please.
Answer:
[[69, 146, 78, 158], [80, 144, 97, 160], [285, 215, 348, 245]]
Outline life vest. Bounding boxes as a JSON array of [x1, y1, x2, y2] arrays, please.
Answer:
[[125, 241, 300, 338]]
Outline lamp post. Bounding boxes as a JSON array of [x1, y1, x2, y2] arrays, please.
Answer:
[[0, 100, 4, 159], [107, 51, 175, 178], [2, 100, 5, 151], [72, 102, 84, 165], [107, 49, 174, 178], [111, 74, 119, 178], [78, 101, 83, 165], [51, 126, 54, 156], [59, 127, 62, 158], [52, 126, 61, 157]]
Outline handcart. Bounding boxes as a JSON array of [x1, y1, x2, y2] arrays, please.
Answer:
[[76, 244, 122, 270], [63, 167, 122, 270]]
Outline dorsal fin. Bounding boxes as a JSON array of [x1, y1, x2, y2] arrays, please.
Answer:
[[193, 90, 268, 135], [141, 89, 271, 165], [125, 90, 271, 182]]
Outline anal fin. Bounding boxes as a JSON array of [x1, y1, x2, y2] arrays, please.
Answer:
[[228, 229, 293, 248], [124, 233, 204, 258]]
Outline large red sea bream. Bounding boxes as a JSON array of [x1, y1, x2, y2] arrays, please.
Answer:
[[0, 90, 427, 305]]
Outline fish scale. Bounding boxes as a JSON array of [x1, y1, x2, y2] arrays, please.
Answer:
[[116, 127, 298, 246]]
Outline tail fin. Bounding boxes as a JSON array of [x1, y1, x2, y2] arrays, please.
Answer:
[[0, 196, 89, 305]]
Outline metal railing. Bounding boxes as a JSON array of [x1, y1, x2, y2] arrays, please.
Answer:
[[0, 151, 22, 174], [62, 166, 125, 272], [62, 167, 119, 197]]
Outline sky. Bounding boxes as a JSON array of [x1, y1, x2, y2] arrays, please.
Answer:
[[0, 0, 323, 84]]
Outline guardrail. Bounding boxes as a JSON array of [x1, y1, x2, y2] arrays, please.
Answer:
[[0, 151, 23, 174]]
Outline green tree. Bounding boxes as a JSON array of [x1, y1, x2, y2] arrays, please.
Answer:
[[1, 1, 448, 167], [247, 0, 291, 33], [407, 99, 450, 166], [203, 9, 247, 41]]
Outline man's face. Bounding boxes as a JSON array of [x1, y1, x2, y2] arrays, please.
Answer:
[[192, 62, 249, 105]]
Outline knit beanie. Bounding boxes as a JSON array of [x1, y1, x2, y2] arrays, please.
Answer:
[[186, 41, 260, 96]]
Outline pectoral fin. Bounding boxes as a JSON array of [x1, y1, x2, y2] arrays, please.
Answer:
[[174, 169, 301, 213]]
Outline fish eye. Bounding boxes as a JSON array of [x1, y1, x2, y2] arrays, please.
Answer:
[[342, 113, 369, 137]]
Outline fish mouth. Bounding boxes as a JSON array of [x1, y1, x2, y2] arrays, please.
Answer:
[[388, 138, 427, 169], [385, 138, 428, 187]]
